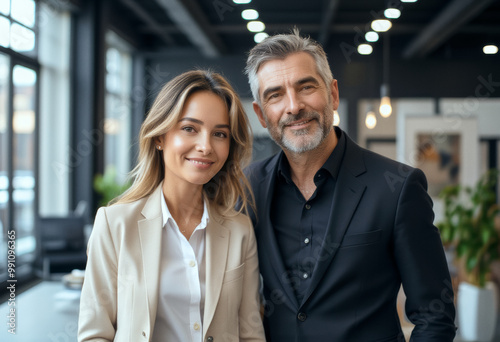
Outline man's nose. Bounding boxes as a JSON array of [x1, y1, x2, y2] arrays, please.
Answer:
[[285, 91, 304, 115]]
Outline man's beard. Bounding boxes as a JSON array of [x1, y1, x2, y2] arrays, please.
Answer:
[[264, 104, 334, 154]]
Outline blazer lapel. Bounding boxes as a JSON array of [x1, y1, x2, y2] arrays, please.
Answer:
[[203, 206, 230, 335], [138, 185, 164, 334], [301, 136, 367, 305], [257, 154, 300, 309]]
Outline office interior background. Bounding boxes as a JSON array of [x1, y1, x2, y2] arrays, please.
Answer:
[[0, 0, 500, 340]]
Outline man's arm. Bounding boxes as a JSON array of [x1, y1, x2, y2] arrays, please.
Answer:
[[393, 168, 457, 341]]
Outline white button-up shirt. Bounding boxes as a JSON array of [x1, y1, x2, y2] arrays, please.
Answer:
[[151, 194, 209, 342]]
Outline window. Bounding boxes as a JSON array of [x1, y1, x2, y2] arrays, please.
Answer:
[[104, 31, 132, 184], [0, 0, 37, 57], [38, 3, 71, 215], [0, 52, 9, 278], [12, 64, 37, 264], [0, 1, 71, 282]]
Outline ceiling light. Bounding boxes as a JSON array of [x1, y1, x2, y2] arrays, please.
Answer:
[[254, 32, 268, 43], [371, 19, 392, 32], [365, 31, 379, 42], [483, 45, 498, 54], [247, 21, 265, 32], [384, 8, 401, 19], [358, 44, 373, 55], [242, 9, 259, 20], [400, 0, 417, 2], [233, 0, 251, 4]]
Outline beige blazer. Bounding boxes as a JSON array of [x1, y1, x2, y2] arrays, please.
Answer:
[[78, 185, 265, 342]]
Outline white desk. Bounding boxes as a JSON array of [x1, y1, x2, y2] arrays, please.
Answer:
[[0, 281, 80, 342]]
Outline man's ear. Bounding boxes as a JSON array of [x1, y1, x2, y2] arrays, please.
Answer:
[[253, 102, 267, 128], [330, 79, 340, 110]]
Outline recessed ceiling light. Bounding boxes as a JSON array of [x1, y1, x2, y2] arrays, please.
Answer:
[[358, 44, 373, 55], [371, 19, 392, 32], [254, 32, 269, 43], [483, 45, 498, 54], [384, 8, 401, 19], [365, 31, 379, 42], [233, 0, 251, 4], [401, 0, 417, 2], [242, 9, 259, 20], [247, 21, 265, 32]]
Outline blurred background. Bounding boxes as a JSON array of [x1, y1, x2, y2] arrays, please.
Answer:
[[0, 0, 500, 341]]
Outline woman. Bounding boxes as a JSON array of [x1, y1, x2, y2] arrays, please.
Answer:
[[78, 70, 265, 342]]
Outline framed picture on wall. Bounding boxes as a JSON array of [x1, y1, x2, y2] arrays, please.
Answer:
[[400, 116, 480, 220]]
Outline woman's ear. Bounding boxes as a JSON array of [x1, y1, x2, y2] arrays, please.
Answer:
[[154, 136, 164, 150]]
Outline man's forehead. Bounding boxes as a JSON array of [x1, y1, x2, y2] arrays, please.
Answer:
[[256, 53, 323, 92]]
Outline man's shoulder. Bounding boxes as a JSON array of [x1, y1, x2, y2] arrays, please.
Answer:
[[344, 135, 413, 173], [245, 153, 281, 180]]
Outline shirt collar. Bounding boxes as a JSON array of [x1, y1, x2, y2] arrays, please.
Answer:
[[160, 187, 210, 230], [277, 126, 346, 182]]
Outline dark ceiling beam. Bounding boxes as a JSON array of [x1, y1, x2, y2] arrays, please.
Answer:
[[403, 0, 497, 59], [155, 0, 226, 57], [119, 0, 175, 46], [318, 0, 341, 46], [141, 23, 426, 35]]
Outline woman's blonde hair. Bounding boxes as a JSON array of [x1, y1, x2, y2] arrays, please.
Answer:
[[114, 69, 254, 215]]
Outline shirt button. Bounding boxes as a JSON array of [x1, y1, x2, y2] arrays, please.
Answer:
[[194, 322, 200, 331], [303, 273, 309, 279], [304, 237, 310, 244], [297, 312, 307, 321], [207, 337, 214, 342], [189, 260, 196, 267], [305, 204, 311, 210], [142, 331, 146, 338]]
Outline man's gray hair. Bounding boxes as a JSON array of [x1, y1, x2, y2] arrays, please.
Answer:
[[245, 28, 334, 105]]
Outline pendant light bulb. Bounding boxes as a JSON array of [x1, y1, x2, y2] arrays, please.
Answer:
[[333, 110, 340, 126], [365, 110, 377, 129], [379, 84, 392, 118]]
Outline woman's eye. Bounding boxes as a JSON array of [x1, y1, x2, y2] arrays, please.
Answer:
[[214, 131, 228, 138], [182, 126, 195, 133]]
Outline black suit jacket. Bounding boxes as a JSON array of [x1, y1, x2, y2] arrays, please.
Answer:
[[245, 131, 456, 342]]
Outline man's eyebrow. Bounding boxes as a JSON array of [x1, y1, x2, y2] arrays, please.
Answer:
[[296, 76, 320, 86], [262, 85, 283, 101], [261, 76, 321, 100], [179, 117, 229, 129]]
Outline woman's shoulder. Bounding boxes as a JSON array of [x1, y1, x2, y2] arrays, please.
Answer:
[[212, 207, 253, 234], [96, 195, 152, 224]]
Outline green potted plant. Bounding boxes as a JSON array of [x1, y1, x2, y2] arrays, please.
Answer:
[[437, 169, 500, 341], [93, 166, 131, 207]]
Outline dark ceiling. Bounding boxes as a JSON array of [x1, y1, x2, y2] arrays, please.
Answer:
[[109, 0, 500, 60]]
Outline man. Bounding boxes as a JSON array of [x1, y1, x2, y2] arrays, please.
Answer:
[[244, 30, 456, 341]]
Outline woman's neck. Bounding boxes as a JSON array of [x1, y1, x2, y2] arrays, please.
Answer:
[[162, 179, 204, 238]]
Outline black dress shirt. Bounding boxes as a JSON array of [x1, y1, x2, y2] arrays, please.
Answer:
[[271, 127, 346, 303]]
